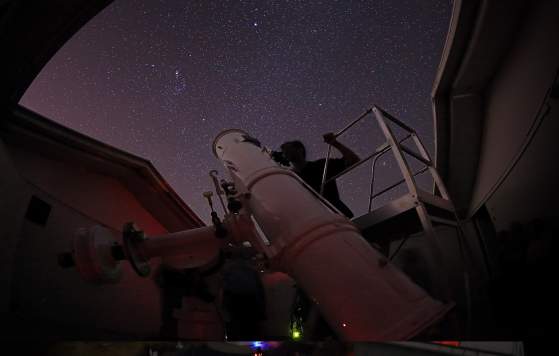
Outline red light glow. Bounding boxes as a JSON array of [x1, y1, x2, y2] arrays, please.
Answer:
[[433, 341, 461, 347]]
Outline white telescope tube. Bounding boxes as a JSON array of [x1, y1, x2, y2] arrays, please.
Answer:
[[213, 129, 453, 340]]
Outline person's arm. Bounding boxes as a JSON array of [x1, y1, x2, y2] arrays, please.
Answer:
[[323, 132, 360, 166]]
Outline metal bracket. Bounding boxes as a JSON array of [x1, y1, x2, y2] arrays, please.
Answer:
[[122, 222, 151, 277]]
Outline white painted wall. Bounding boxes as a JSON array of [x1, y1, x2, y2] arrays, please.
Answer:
[[2, 139, 174, 337], [470, 1, 559, 231], [8, 144, 168, 235], [11, 192, 163, 336]]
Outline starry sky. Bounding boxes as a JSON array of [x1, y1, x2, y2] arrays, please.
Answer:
[[21, 0, 452, 224]]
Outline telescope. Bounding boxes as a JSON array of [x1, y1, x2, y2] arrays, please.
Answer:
[[58, 129, 453, 340]]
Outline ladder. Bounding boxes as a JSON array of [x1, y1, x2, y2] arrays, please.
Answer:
[[321, 105, 459, 237], [320, 105, 467, 302]]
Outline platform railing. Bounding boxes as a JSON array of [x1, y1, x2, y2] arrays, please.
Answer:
[[320, 105, 437, 212]]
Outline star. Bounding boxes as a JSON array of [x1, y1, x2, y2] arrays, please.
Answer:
[[21, 0, 451, 222]]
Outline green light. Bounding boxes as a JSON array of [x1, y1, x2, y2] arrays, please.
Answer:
[[290, 314, 303, 340]]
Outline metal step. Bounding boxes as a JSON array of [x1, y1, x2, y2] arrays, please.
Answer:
[[430, 216, 459, 227], [352, 193, 459, 244], [352, 194, 422, 244], [417, 189, 455, 212]]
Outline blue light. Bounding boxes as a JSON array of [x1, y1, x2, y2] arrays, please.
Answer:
[[252, 341, 263, 349]]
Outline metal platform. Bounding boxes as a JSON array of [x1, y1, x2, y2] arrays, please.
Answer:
[[321, 106, 461, 248], [352, 190, 457, 244]]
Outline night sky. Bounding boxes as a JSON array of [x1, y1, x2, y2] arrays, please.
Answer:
[[21, 0, 451, 224]]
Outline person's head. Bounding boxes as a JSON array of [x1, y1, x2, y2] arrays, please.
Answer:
[[280, 140, 306, 165]]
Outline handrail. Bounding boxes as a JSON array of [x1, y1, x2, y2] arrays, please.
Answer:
[[319, 104, 429, 214], [375, 106, 416, 133], [371, 166, 429, 200], [324, 134, 413, 185], [368, 134, 413, 211], [320, 108, 372, 194], [400, 144, 432, 166], [368, 152, 383, 211], [324, 143, 390, 184], [334, 108, 373, 138]]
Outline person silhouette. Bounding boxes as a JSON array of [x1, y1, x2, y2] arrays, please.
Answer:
[[280, 133, 359, 218]]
